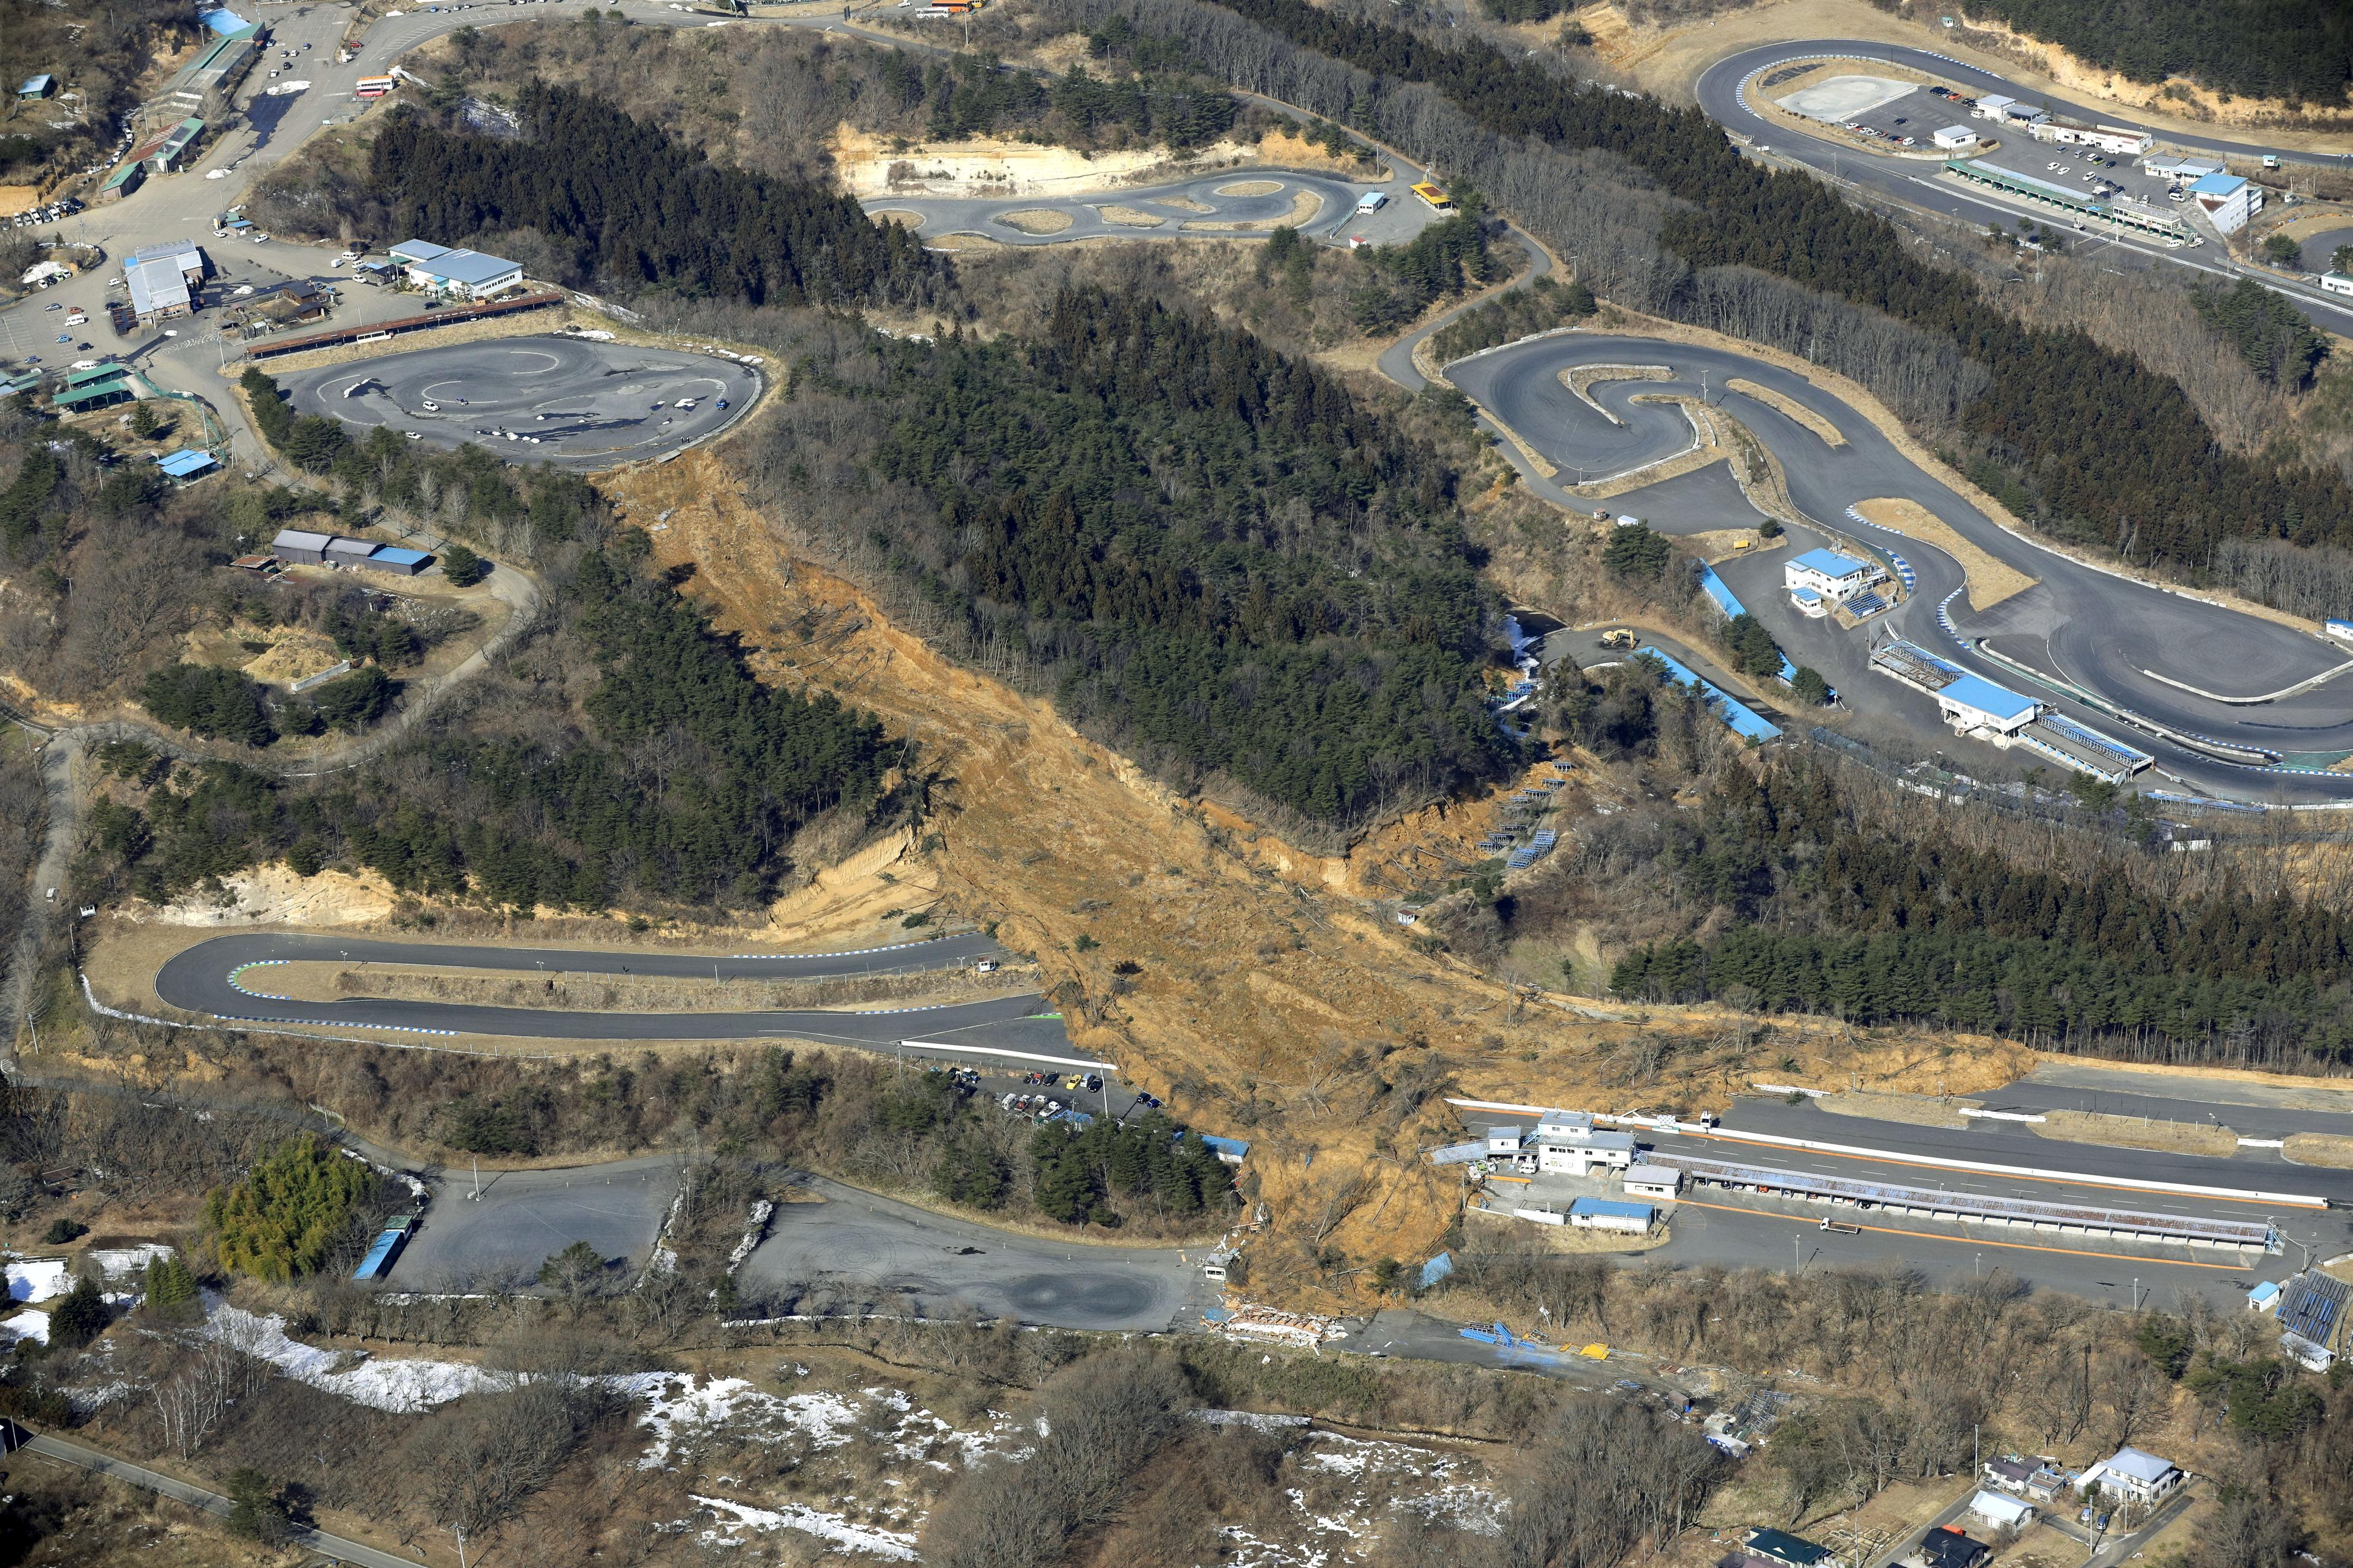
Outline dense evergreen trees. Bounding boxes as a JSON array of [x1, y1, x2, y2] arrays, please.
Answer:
[[205, 1135, 380, 1282], [1347, 213, 1503, 331], [79, 551, 895, 912], [1607, 764, 2353, 1065], [1940, 0, 2350, 108], [1031, 1111, 1236, 1225], [846, 287, 1510, 826], [1193, 0, 2353, 570], [2194, 278, 2330, 388], [139, 663, 274, 747], [366, 85, 944, 306]]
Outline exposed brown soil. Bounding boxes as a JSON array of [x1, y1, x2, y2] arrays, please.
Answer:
[[2029, 1108, 2240, 1158]]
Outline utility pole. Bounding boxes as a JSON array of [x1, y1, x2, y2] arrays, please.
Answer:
[[471, 1155, 480, 1202]]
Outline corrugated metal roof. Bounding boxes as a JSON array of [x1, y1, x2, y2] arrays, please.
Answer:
[[126, 257, 190, 318], [272, 529, 334, 551], [155, 449, 217, 477], [2105, 1448, 2177, 1484], [1937, 672, 2038, 722], [1568, 1197, 1653, 1220], [326, 538, 381, 558], [389, 239, 452, 263], [1788, 548, 1868, 579], [372, 547, 430, 566]]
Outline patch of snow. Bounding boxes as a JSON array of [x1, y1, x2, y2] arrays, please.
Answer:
[[1220, 1525, 1332, 1568], [691, 1494, 917, 1560], [7, 1259, 71, 1302], [206, 1304, 493, 1413], [2, 1309, 50, 1343], [87, 1245, 174, 1281], [1198, 1408, 1312, 1431], [636, 1375, 865, 1468]]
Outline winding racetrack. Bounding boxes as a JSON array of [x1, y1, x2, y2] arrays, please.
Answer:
[[1446, 332, 2353, 797], [277, 336, 762, 471], [154, 931, 1083, 1055], [866, 167, 1431, 248]]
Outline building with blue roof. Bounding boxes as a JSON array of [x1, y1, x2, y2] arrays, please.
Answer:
[[2188, 171, 2262, 235], [1784, 547, 1881, 608], [154, 448, 219, 480], [18, 75, 55, 101], [1933, 672, 2039, 736]]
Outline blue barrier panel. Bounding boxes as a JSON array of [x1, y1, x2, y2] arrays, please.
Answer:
[[1637, 648, 1783, 742]]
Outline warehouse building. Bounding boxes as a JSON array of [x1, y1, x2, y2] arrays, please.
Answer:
[[126, 258, 193, 324], [2188, 172, 2262, 235], [388, 239, 524, 301], [2028, 120, 2152, 155], [1567, 1197, 1653, 1234], [2145, 155, 2223, 182], [96, 162, 145, 203], [272, 529, 335, 564], [151, 27, 259, 123]]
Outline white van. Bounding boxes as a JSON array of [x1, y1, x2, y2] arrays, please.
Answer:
[[1355, 190, 1388, 215], [675, 397, 697, 411]]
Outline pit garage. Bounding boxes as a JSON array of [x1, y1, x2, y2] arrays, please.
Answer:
[[276, 336, 762, 472]]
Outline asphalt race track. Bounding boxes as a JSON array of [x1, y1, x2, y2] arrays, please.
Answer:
[[1445, 332, 2353, 798], [735, 1176, 1206, 1331], [154, 931, 1085, 1056], [865, 168, 1435, 249], [1694, 41, 2353, 340], [276, 336, 761, 471]]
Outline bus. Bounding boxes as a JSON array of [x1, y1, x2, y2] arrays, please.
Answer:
[[355, 75, 396, 98], [1411, 181, 1453, 212]]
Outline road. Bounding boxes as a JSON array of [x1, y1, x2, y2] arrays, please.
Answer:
[[735, 1174, 1210, 1331], [1440, 330, 2353, 799], [149, 929, 1092, 1057], [21, 1431, 414, 1568], [867, 168, 1431, 249], [1694, 41, 2353, 341]]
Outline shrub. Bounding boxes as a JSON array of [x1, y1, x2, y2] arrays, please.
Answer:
[[439, 542, 489, 586], [47, 1278, 108, 1350], [311, 664, 394, 732], [40, 1218, 85, 1246], [1601, 523, 1670, 580]]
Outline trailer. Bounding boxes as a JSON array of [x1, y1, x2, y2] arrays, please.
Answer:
[[353, 1212, 418, 1281]]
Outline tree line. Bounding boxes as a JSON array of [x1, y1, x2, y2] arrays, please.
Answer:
[[366, 84, 946, 306], [1604, 761, 2353, 1066], [1920, 0, 2351, 110]]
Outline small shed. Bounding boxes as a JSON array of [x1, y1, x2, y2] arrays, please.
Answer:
[[1624, 1165, 1682, 1199], [1567, 1197, 1654, 1234], [1931, 125, 1979, 151], [326, 537, 382, 567], [154, 448, 218, 481], [1485, 1125, 1525, 1156], [272, 528, 334, 564], [363, 546, 430, 576], [17, 75, 55, 101], [1199, 1135, 1250, 1167]]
